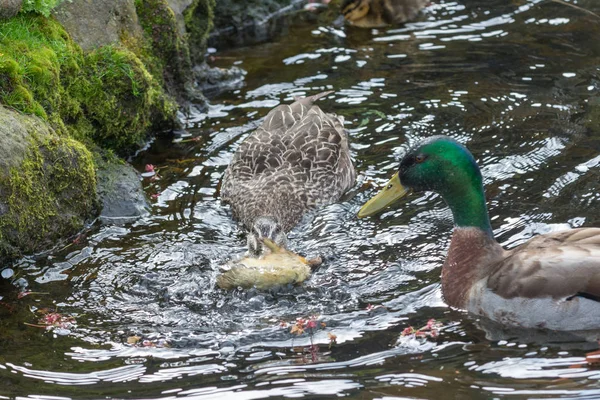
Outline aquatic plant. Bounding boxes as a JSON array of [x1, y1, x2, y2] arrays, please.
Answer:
[[285, 315, 335, 362]]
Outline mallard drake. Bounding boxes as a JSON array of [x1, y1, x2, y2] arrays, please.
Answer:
[[341, 0, 429, 28], [221, 91, 356, 257], [358, 136, 600, 331]]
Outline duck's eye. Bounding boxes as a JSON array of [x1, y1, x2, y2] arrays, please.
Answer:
[[415, 154, 427, 163]]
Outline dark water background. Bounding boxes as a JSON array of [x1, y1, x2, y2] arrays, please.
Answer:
[[2, 0, 600, 398]]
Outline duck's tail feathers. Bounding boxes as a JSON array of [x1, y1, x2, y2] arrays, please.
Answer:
[[294, 90, 335, 105]]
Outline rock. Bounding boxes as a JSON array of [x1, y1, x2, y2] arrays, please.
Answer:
[[184, 0, 216, 64], [0, 0, 22, 20], [53, 0, 144, 51], [166, 0, 195, 35], [134, 0, 214, 107], [210, 0, 305, 49], [0, 106, 98, 263], [96, 161, 150, 225], [193, 63, 246, 98], [136, 0, 194, 102]]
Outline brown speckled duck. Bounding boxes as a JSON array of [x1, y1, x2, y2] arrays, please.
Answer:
[[358, 136, 600, 331], [341, 0, 429, 28], [221, 91, 356, 256]]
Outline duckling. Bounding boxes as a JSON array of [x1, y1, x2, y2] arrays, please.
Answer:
[[218, 91, 355, 289], [217, 239, 321, 290], [358, 136, 600, 331], [341, 0, 429, 28]]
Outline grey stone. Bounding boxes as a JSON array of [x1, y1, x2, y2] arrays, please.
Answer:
[[193, 63, 246, 98], [0, 104, 38, 172], [0, 0, 22, 20], [53, 0, 144, 51]]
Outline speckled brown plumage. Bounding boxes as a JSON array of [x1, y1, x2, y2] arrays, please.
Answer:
[[221, 92, 356, 238], [341, 0, 429, 28]]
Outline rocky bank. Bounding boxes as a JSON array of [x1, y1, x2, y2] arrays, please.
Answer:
[[0, 0, 305, 265]]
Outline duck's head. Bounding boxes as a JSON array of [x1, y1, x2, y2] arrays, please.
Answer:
[[341, 0, 372, 23], [247, 216, 288, 256], [358, 136, 492, 233]]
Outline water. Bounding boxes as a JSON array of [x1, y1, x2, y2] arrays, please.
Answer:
[[2, 0, 600, 398]]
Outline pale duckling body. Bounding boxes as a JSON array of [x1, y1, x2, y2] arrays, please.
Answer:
[[216, 239, 321, 290], [359, 136, 600, 331], [341, 0, 429, 28]]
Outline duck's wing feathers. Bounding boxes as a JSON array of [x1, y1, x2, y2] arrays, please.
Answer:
[[284, 104, 355, 205], [222, 91, 338, 190], [487, 228, 600, 301], [221, 92, 355, 230], [221, 106, 301, 198]]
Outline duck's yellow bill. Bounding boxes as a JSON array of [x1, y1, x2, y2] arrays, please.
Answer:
[[358, 172, 410, 218]]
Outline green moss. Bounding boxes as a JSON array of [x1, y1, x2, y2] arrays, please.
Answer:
[[0, 132, 98, 258], [0, 6, 192, 262], [134, 0, 192, 99], [0, 13, 176, 155], [184, 0, 216, 64], [77, 45, 176, 151]]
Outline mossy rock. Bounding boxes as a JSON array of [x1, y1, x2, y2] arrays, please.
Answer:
[[79, 45, 177, 152], [0, 13, 176, 155], [135, 0, 193, 100], [184, 0, 215, 64], [0, 106, 98, 263]]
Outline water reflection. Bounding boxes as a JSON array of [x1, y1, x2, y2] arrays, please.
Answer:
[[4, 0, 600, 397]]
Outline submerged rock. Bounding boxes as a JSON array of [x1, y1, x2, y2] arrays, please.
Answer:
[[0, 106, 98, 263]]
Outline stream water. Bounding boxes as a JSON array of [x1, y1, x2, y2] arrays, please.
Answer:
[[2, 0, 600, 398]]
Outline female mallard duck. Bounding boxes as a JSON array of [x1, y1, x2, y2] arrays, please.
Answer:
[[219, 91, 355, 288], [341, 0, 429, 28], [358, 136, 600, 331]]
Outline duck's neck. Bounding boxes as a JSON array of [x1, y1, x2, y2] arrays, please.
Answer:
[[442, 179, 493, 237], [442, 227, 505, 309], [439, 169, 502, 308]]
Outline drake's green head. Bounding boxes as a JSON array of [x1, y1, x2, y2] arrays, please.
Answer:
[[358, 136, 492, 235]]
